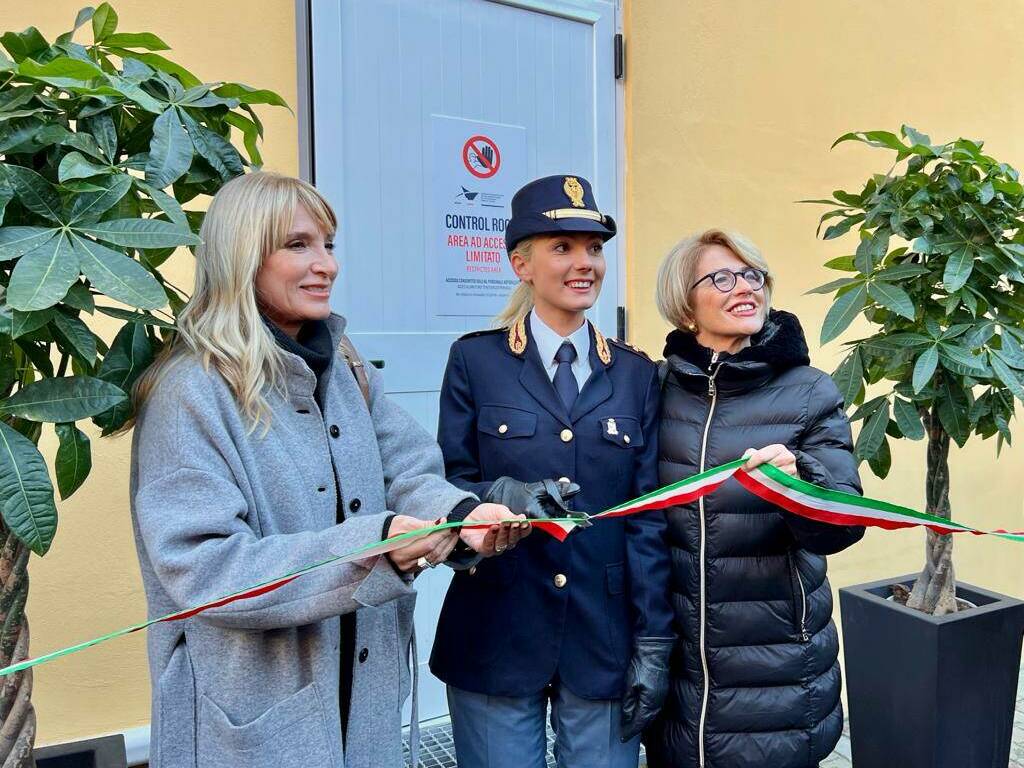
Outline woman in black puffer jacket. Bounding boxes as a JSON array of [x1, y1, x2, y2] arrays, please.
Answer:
[[644, 229, 865, 768]]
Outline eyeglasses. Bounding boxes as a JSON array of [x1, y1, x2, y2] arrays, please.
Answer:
[[691, 267, 767, 293]]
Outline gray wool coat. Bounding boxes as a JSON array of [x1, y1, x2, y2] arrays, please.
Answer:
[[130, 314, 473, 768]]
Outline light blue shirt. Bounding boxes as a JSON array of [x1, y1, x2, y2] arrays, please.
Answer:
[[530, 311, 592, 391]]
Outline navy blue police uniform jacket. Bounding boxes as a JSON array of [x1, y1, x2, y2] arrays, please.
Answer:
[[429, 313, 674, 700]]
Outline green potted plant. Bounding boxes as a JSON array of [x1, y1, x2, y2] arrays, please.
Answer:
[[0, 5, 284, 765], [807, 125, 1024, 768]]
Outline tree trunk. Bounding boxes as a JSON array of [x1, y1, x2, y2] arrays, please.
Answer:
[[906, 406, 958, 616], [0, 523, 35, 767]]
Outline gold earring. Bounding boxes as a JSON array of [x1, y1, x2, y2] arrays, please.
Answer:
[[686, 321, 698, 333]]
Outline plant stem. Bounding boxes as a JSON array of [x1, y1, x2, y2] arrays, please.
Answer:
[[906, 406, 958, 615], [0, 522, 35, 767]]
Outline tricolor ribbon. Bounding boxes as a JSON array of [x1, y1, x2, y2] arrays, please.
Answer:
[[3, 458, 1020, 678]]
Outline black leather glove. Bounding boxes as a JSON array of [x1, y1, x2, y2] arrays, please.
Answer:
[[620, 637, 674, 742], [483, 477, 590, 527]]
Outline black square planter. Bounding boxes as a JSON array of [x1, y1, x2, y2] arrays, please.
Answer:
[[33, 734, 126, 768], [840, 575, 1024, 768]]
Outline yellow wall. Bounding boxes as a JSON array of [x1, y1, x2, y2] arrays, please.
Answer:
[[625, 0, 1024, 625], [0, 0, 298, 746]]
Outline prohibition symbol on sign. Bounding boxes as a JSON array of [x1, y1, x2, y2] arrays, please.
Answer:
[[463, 134, 501, 179]]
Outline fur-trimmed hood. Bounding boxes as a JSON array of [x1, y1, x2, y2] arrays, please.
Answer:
[[663, 309, 811, 396]]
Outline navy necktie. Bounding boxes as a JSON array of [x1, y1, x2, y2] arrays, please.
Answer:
[[553, 340, 579, 411]]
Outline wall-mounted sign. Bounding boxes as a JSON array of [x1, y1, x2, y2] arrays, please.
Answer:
[[429, 116, 526, 317]]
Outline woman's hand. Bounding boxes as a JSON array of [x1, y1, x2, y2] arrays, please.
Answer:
[[385, 515, 459, 573], [459, 502, 531, 556], [743, 444, 798, 477]]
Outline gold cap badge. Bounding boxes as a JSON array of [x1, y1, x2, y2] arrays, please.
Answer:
[[563, 177, 585, 208]]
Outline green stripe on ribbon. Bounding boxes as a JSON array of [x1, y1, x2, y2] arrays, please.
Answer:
[[2, 458, 1021, 678]]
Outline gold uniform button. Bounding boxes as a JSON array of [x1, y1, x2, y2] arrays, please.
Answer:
[[560, 428, 574, 443], [558, 476, 570, 484], [553, 573, 568, 588], [498, 424, 509, 434], [623, 434, 631, 444]]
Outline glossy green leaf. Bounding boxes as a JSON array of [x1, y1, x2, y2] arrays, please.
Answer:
[[936, 377, 970, 447], [102, 32, 169, 51], [180, 112, 243, 180], [7, 233, 79, 311], [91, 2, 119, 42], [820, 283, 866, 344], [94, 305, 173, 329], [94, 321, 154, 431], [54, 422, 91, 500], [145, 108, 193, 189], [856, 401, 890, 460], [58, 151, 111, 182], [0, 227, 57, 262], [831, 350, 863, 410], [937, 343, 986, 371], [77, 217, 200, 248], [823, 214, 865, 241], [62, 282, 95, 314], [0, 420, 57, 555], [105, 49, 201, 88], [212, 83, 289, 108], [806, 276, 862, 295], [71, 235, 167, 310], [7, 308, 53, 339], [893, 397, 925, 440], [912, 345, 939, 393], [867, 281, 915, 320], [942, 244, 974, 292], [0, 376, 126, 422], [18, 57, 104, 84], [866, 436, 892, 478], [0, 164, 63, 223], [52, 312, 97, 364], [0, 27, 49, 63], [875, 262, 930, 281], [991, 354, 1024, 403], [67, 173, 133, 225]]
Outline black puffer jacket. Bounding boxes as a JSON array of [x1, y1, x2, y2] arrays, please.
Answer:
[[646, 310, 864, 768]]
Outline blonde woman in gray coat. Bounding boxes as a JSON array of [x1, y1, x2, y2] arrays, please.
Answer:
[[129, 172, 527, 768]]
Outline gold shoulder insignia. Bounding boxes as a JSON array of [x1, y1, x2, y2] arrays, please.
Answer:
[[608, 337, 653, 361], [507, 316, 527, 355], [593, 327, 612, 365], [563, 176, 585, 208]]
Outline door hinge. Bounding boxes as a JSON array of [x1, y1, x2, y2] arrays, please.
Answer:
[[614, 33, 624, 80], [616, 306, 627, 340]]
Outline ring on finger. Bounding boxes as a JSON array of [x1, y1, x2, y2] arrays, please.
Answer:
[[495, 545, 506, 553], [416, 556, 433, 570]]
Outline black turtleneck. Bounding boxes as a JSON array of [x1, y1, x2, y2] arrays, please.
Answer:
[[263, 315, 360, 740]]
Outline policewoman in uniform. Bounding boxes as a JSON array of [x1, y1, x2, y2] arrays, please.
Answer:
[[430, 175, 675, 768]]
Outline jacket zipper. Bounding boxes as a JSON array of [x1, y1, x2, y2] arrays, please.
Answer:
[[787, 551, 811, 643], [697, 353, 722, 768]]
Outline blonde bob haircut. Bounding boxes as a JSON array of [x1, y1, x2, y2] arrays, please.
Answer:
[[131, 171, 337, 432], [655, 229, 773, 332]]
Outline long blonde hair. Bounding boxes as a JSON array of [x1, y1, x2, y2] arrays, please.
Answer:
[[655, 228, 773, 331], [131, 172, 338, 431], [493, 239, 535, 328]]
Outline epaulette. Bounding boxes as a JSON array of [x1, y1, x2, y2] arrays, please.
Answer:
[[608, 337, 653, 361], [458, 327, 505, 341]]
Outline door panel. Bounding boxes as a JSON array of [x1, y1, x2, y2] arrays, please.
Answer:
[[311, 0, 621, 723]]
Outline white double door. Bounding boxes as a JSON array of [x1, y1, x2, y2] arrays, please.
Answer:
[[311, 0, 622, 723]]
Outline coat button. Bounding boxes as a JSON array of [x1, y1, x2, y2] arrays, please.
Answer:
[[329, 424, 340, 438], [358, 648, 369, 663], [560, 428, 573, 443], [349, 498, 361, 513], [498, 424, 508, 434], [553, 573, 567, 588], [469, 566, 477, 576], [623, 434, 631, 444], [558, 476, 570, 484]]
